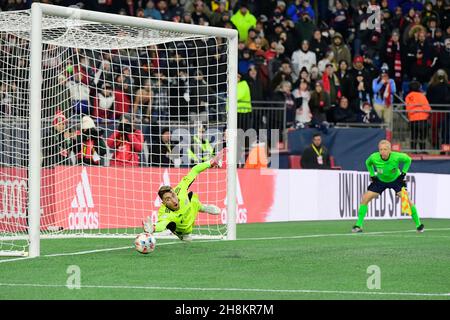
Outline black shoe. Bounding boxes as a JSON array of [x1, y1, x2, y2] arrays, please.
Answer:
[[352, 226, 363, 233], [417, 224, 425, 233]]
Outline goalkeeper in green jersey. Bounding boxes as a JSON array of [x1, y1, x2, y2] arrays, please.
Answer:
[[352, 140, 424, 233], [143, 153, 223, 241]]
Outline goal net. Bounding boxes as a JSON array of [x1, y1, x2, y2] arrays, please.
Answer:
[[0, 4, 237, 257]]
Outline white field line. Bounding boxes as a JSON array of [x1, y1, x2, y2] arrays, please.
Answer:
[[0, 282, 448, 298], [1, 227, 449, 264]]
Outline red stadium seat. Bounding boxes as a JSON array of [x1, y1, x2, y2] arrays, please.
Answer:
[[330, 156, 342, 170], [289, 155, 302, 169]]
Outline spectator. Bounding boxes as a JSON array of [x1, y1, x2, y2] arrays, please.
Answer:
[[273, 80, 295, 128], [427, 69, 450, 148], [434, 0, 449, 30], [372, 67, 396, 125], [42, 111, 74, 168], [168, 0, 184, 21], [291, 40, 317, 77], [357, 101, 382, 124], [188, 125, 215, 164], [330, 0, 350, 40], [439, 37, 450, 75], [189, 69, 215, 122], [322, 63, 341, 110], [156, 0, 171, 21], [333, 96, 357, 123], [182, 11, 194, 24], [93, 83, 115, 121], [107, 114, 144, 166], [61, 68, 90, 115], [350, 55, 373, 86], [231, 2, 257, 42], [270, 59, 294, 92], [350, 70, 373, 113], [406, 29, 435, 84], [294, 12, 315, 43], [191, 0, 211, 26], [310, 28, 329, 62], [210, 0, 229, 27], [133, 79, 152, 125], [293, 66, 311, 88], [144, 0, 162, 20], [246, 64, 266, 102], [300, 133, 331, 169], [152, 72, 171, 125], [237, 72, 253, 131], [309, 80, 331, 125], [317, 50, 335, 74], [286, 0, 304, 24], [72, 115, 107, 166], [150, 127, 175, 167], [292, 78, 312, 127], [113, 75, 132, 120], [330, 32, 352, 66], [238, 48, 254, 75], [93, 58, 114, 90], [383, 29, 403, 92], [337, 60, 352, 101], [405, 81, 431, 152]]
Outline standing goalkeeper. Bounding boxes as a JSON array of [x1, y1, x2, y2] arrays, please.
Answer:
[[143, 153, 223, 241], [352, 140, 424, 233]]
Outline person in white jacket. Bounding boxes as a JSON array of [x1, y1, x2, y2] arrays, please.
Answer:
[[291, 40, 317, 78], [65, 72, 91, 115]]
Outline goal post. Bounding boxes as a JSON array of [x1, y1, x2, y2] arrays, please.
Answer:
[[0, 3, 238, 258]]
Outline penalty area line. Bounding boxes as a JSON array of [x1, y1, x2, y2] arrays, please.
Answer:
[[0, 282, 448, 298]]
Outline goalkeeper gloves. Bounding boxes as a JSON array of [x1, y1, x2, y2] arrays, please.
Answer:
[[398, 172, 407, 187], [210, 150, 224, 168]]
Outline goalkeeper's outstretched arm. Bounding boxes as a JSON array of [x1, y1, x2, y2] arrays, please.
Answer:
[[175, 151, 223, 193]]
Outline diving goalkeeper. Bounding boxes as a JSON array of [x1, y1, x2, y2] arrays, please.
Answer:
[[352, 140, 424, 233], [143, 152, 223, 241]]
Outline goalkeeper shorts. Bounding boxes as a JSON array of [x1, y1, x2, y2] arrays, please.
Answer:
[[368, 178, 404, 194]]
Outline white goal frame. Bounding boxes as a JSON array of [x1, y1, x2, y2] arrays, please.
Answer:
[[21, 3, 238, 258]]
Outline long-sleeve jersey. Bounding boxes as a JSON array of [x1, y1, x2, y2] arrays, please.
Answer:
[[365, 151, 412, 183], [156, 161, 211, 232]]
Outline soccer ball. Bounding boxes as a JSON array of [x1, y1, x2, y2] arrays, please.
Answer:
[[134, 232, 156, 254]]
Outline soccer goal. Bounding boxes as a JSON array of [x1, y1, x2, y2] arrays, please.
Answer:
[[0, 3, 238, 257]]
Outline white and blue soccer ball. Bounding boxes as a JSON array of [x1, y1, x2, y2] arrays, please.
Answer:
[[134, 232, 156, 254]]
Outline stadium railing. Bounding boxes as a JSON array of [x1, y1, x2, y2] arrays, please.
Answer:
[[391, 105, 450, 154]]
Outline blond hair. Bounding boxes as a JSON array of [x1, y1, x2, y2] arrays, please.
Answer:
[[378, 140, 391, 148]]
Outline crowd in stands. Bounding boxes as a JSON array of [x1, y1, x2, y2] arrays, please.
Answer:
[[1, 0, 450, 167]]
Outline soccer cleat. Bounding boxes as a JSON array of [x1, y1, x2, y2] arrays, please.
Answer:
[[200, 204, 221, 215], [142, 216, 155, 234], [352, 226, 363, 233], [417, 224, 425, 233]]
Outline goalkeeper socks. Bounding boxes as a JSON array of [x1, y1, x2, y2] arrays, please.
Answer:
[[356, 204, 368, 228], [411, 204, 421, 228]]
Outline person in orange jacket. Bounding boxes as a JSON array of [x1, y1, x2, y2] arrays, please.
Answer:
[[405, 81, 431, 152]]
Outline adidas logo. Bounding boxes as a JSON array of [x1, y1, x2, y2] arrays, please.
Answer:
[[68, 168, 99, 230]]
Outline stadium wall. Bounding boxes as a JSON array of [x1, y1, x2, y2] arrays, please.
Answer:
[[0, 167, 448, 232]]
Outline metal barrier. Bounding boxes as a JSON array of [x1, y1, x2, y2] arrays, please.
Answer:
[[391, 106, 450, 153]]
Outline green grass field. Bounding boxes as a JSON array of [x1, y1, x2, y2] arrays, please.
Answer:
[[1, 219, 450, 300]]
